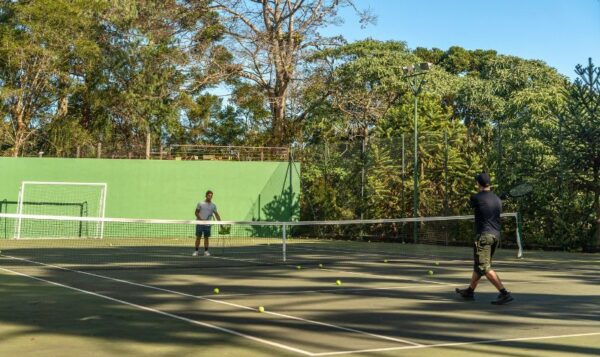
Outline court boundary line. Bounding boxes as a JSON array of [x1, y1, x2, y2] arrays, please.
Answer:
[[1, 254, 422, 347], [2, 257, 598, 356], [3, 266, 597, 357], [0, 266, 313, 356], [310, 331, 600, 356]]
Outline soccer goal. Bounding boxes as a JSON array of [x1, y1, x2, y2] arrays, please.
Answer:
[[15, 181, 107, 239]]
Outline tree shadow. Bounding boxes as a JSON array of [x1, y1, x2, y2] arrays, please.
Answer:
[[1, 246, 599, 356]]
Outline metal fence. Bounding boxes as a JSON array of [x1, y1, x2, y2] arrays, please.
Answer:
[[4, 144, 290, 162]]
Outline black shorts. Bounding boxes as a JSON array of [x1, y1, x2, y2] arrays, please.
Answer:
[[196, 225, 211, 238]]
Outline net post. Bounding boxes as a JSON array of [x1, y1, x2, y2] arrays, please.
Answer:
[[282, 224, 287, 262], [99, 183, 107, 239], [15, 181, 25, 239], [516, 212, 524, 258]]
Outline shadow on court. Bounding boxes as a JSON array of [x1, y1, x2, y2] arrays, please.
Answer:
[[1, 248, 599, 356]]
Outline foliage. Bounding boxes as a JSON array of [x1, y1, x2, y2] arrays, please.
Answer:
[[0, 3, 597, 250]]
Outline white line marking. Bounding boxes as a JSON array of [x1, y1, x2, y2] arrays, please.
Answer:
[[310, 331, 600, 356], [1, 255, 421, 347], [0, 266, 313, 356]]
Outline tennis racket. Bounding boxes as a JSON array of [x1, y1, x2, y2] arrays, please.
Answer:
[[500, 183, 533, 199]]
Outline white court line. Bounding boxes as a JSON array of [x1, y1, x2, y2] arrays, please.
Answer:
[[1, 255, 422, 347], [311, 331, 600, 356], [0, 266, 313, 356]]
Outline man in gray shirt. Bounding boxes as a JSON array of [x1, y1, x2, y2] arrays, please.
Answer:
[[193, 190, 221, 256]]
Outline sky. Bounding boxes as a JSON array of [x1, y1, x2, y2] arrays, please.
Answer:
[[322, 0, 600, 79]]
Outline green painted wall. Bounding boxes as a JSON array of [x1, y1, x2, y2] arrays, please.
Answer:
[[0, 158, 300, 221]]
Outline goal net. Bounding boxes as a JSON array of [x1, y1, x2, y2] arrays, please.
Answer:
[[15, 181, 107, 239]]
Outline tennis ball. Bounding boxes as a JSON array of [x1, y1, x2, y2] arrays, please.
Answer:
[[296, 265, 301, 270], [258, 306, 265, 313], [336, 280, 342, 286], [435, 262, 440, 266], [213, 288, 220, 294], [319, 263, 323, 268], [428, 270, 434, 275], [384, 259, 388, 263]]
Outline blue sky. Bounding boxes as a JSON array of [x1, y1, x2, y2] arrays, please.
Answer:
[[322, 0, 600, 79]]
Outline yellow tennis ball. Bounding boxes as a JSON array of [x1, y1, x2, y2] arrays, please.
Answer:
[[213, 288, 220, 294], [384, 259, 388, 263], [258, 306, 265, 313], [428, 270, 434, 275], [435, 262, 440, 266], [319, 263, 323, 268], [296, 265, 301, 270], [336, 280, 342, 286]]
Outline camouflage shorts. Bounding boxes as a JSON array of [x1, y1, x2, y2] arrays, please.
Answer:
[[473, 233, 499, 276]]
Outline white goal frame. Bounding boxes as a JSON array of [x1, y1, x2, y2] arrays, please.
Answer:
[[15, 181, 107, 239]]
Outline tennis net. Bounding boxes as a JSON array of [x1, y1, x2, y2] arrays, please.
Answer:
[[0, 213, 523, 270]]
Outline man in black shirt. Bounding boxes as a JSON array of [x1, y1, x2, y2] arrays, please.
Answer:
[[456, 172, 513, 305]]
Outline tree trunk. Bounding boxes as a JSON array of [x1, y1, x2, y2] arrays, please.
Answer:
[[145, 130, 151, 160], [271, 94, 286, 144], [12, 133, 23, 157]]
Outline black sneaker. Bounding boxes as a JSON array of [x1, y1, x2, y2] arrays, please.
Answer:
[[491, 292, 514, 305], [455, 287, 474, 300]]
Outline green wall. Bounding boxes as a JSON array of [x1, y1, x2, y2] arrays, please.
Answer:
[[0, 158, 300, 221]]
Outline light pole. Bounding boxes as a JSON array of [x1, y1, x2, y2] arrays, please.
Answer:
[[403, 62, 432, 243]]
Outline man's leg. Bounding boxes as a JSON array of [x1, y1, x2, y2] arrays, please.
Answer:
[[193, 235, 201, 256], [469, 271, 482, 289], [485, 269, 505, 291], [203, 226, 211, 255], [457, 234, 488, 299]]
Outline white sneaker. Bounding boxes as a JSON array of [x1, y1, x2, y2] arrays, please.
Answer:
[[192, 251, 199, 256], [204, 251, 211, 256]]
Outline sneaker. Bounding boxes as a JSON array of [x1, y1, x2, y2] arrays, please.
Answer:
[[192, 251, 199, 256], [204, 251, 211, 256], [491, 292, 513, 305], [455, 287, 475, 300]]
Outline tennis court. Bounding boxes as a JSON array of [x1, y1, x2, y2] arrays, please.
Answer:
[[1, 215, 599, 357]]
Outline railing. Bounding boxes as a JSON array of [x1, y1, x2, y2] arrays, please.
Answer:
[[157, 145, 289, 161], [4, 144, 290, 162]]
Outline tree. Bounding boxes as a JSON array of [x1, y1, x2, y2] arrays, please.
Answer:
[[212, 0, 375, 144], [560, 58, 600, 247], [203, 105, 248, 145], [0, 0, 104, 156], [300, 40, 484, 219]]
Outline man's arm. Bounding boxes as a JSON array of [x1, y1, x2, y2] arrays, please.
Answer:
[[195, 208, 201, 220], [214, 211, 221, 221]]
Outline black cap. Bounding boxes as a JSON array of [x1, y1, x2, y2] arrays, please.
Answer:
[[476, 172, 491, 187]]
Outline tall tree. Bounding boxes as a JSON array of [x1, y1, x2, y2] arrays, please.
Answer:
[[561, 58, 600, 247], [212, 0, 374, 144], [0, 0, 104, 156]]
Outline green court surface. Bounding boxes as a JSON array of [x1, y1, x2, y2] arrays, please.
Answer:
[[1, 248, 599, 357]]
